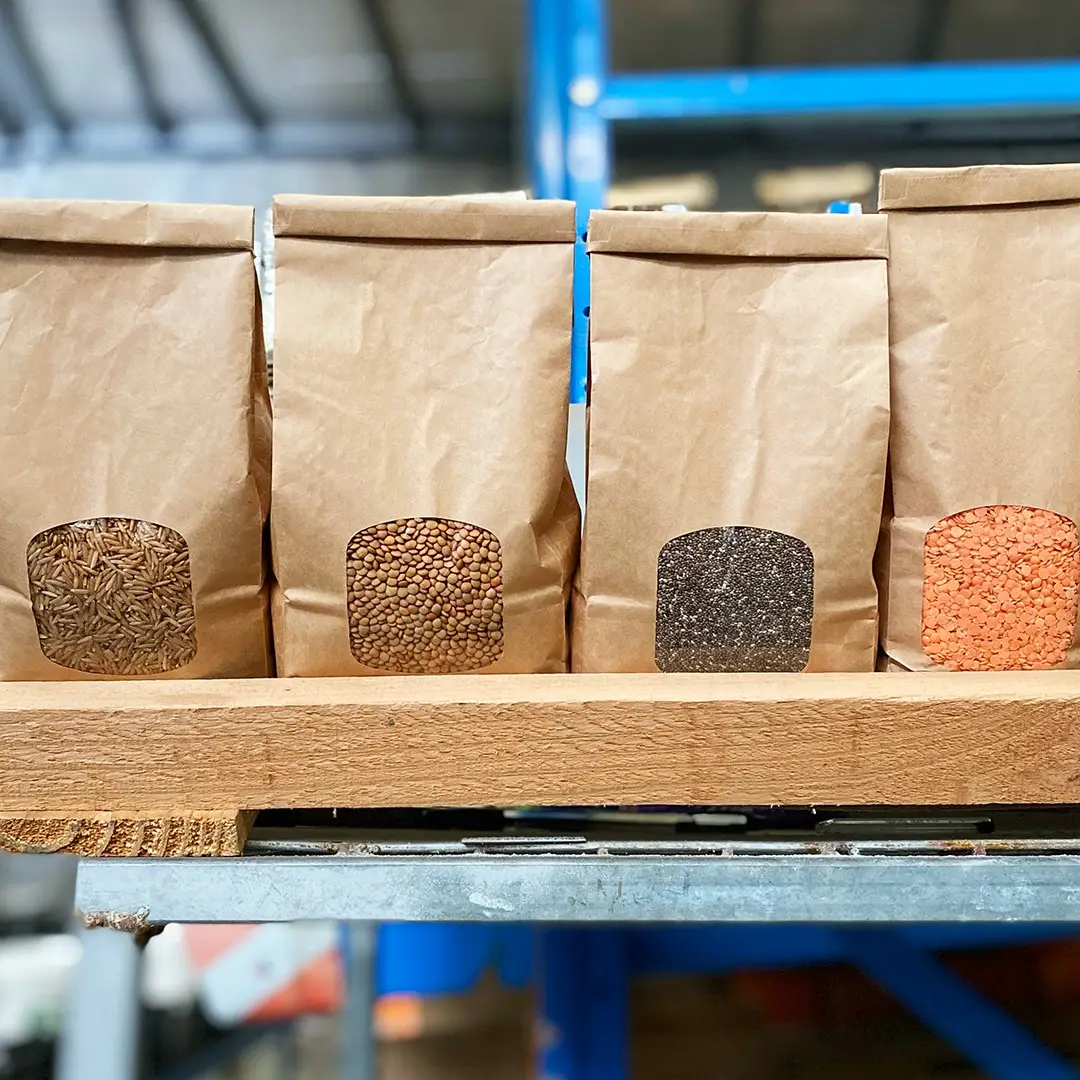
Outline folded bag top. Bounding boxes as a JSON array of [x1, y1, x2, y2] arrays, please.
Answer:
[[586, 208, 888, 258], [272, 193, 576, 243], [0, 198, 254, 248], [879, 162, 1080, 211]]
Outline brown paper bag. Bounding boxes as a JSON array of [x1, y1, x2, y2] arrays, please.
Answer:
[[271, 195, 579, 676], [0, 199, 271, 680], [880, 164, 1080, 671], [573, 210, 890, 673]]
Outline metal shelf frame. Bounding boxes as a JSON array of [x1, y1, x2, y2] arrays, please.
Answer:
[[520, 7, 1080, 1073], [74, 846, 1080, 925], [526, 0, 1080, 404], [72, 842, 1080, 1080]]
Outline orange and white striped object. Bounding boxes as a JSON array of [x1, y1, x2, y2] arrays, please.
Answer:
[[183, 923, 344, 1025]]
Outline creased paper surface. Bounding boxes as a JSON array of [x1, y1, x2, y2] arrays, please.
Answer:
[[271, 198, 578, 676], [0, 200, 271, 680], [573, 211, 889, 672], [881, 169, 1080, 670]]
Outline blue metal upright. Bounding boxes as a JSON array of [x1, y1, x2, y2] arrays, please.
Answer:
[[536, 929, 630, 1080], [528, 0, 567, 200], [566, 0, 607, 406]]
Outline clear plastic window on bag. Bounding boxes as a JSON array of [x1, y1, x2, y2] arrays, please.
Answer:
[[654, 526, 814, 672], [923, 505, 1080, 670], [347, 517, 504, 674], [27, 517, 198, 675]]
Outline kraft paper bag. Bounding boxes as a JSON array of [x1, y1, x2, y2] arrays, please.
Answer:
[[573, 210, 890, 673], [880, 164, 1080, 671], [0, 199, 272, 680], [271, 195, 579, 676]]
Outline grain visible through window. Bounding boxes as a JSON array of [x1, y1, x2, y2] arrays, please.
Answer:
[[27, 518, 197, 675], [655, 526, 814, 673], [347, 517, 504, 674], [922, 505, 1080, 670]]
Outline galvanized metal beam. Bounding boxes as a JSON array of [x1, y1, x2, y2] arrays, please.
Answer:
[[170, 0, 267, 132], [76, 852, 1080, 925], [357, 0, 425, 141], [0, 0, 72, 136], [111, 0, 172, 136]]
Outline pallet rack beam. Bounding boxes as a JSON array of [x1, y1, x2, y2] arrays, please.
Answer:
[[75, 850, 1080, 924], [600, 61, 1080, 122]]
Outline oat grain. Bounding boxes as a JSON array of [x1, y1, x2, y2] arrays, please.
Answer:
[[27, 518, 197, 675]]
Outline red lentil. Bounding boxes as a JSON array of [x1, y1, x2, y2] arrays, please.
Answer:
[[922, 505, 1080, 670]]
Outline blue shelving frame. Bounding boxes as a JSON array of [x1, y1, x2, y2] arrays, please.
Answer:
[[527, 0, 1080, 406], [522, 5, 1080, 1076]]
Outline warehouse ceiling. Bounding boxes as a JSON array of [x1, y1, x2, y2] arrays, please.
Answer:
[[2, 0, 1080, 161]]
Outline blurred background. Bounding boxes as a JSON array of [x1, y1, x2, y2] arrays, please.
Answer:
[[5, 0, 1080, 209], [8, 1, 1080, 1077]]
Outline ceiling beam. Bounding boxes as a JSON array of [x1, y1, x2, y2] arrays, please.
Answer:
[[171, 0, 267, 131], [358, 0, 425, 142], [0, 0, 72, 136], [735, 0, 761, 69], [0, 92, 23, 138], [912, 0, 951, 62], [111, 0, 172, 136]]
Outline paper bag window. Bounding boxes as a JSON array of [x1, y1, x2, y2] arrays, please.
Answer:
[[27, 517, 198, 675], [654, 526, 814, 672], [922, 505, 1080, 670], [346, 517, 505, 673]]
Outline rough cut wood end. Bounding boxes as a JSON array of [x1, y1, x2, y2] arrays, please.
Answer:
[[0, 810, 255, 857]]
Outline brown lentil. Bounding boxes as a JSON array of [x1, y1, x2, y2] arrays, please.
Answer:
[[922, 504, 1080, 670], [346, 517, 504, 674], [654, 526, 814, 673], [26, 517, 198, 675]]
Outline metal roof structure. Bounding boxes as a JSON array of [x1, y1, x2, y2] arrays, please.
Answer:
[[4, 0, 1080, 165]]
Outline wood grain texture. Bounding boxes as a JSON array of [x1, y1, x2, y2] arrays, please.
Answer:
[[3, 672, 1080, 811], [0, 811, 253, 857]]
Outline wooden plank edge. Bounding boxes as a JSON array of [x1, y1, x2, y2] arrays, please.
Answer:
[[6, 670, 1080, 711], [0, 810, 255, 857], [5, 672, 1080, 808]]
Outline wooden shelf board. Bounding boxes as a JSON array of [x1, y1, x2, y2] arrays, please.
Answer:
[[1, 672, 1078, 824]]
